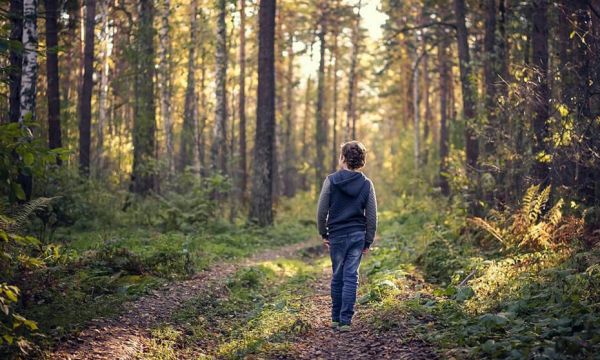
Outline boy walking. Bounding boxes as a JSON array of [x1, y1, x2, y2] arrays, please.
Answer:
[[317, 141, 378, 331]]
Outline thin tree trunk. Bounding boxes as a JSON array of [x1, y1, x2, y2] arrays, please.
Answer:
[[78, 0, 96, 176], [315, 0, 328, 192], [531, 0, 550, 185], [97, 0, 112, 171], [8, 0, 23, 124], [412, 46, 420, 170], [438, 34, 450, 196], [131, 0, 157, 194], [345, 0, 361, 141], [283, 30, 296, 197], [330, 2, 340, 172], [45, 0, 62, 152], [483, 0, 497, 156], [199, 48, 208, 176], [19, 0, 39, 124], [454, 0, 480, 214], [249, 0, 276, 226], [211, 0, 228, 176], [179, 0, 199, 173], [423, 52, 433, 163], [158, 0, 174, 174], [238, 0, 248, 199], [301, 76, 312, 191]]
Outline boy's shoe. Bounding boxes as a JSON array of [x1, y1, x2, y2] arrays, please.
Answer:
[[331, 321, 340, 329], [338, 324, 351, 332]]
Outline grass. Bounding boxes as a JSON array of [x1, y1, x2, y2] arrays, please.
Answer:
[[18, 191, 317, 353]]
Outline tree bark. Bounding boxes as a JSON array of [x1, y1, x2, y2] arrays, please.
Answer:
[[483, 0, 497, 156], [345, 0, 361, 141], [78, 0, 96, 176], [301, 76, 312, 191], [315, 0, 328, 192], [531, 0, 550, 185], [8, 0, 23, 124], [19, 0, 39, 124], [454, 0, 480, 213], [131, 0, 157, 194], [45, 0, 61, 152], [283, 30, 296, 197], [249, 0, 276, 226], [179, 0, 199, 173], [238, 0, 248, 199], [211, 0, 228, 176], [97, 0, 112, 171], [438, 34, 450, 196], [158, 0, 174, 174]]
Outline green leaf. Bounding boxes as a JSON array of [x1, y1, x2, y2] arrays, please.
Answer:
[[23, 152, 34, 166]]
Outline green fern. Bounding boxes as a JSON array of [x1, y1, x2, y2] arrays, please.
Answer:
[[3, 197, 57, 232]]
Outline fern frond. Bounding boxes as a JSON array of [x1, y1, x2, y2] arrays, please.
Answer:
[[522, 184, 541, 219], [468, 217, 507, 245], [4, 197, 57, 232], [528, 186, 551, 223], [544, 198, 564, 227]]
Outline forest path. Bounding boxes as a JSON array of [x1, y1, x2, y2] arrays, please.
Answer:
[[50, 238, 320, 360], [283, 262, 438, 360]]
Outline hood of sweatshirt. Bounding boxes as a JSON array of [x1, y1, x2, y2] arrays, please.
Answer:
[[330, 170, 368, 197]]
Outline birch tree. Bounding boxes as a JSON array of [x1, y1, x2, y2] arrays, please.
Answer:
[[19, 0, 38, 124]]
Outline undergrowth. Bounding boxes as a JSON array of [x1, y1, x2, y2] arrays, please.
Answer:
[[362, 188, 600, 359]]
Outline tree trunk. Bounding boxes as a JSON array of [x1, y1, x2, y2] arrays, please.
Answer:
[[301, 76, 312, 191], [345, 0, 361, 141], [45, 0, 61, 152], [97, 0, 112, 171], [438, 34, 450, 196], [412, 45, 420, 170], [283, 30, 296, 197], [158, 0, 174, 174], [8, 0, 23, 124], [531, 0, 550, 185], [78, 0, 96, 176], [315, 1, 327, 192], [454, 0, 480, 213], [483, 0, 497, 156], [330, 3, 340, 173], [199, 48, 208, 176], [19, 0, 39, 124], [211, 0, 228, 176], [131, 0, 157, 194], [238, 0, 248, 199], [249, 0, 276, 226], [179, 0, 199, 173]]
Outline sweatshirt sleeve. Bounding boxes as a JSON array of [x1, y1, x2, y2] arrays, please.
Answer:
[[364, 180, 378, 249], [316, 176, 331, 238]]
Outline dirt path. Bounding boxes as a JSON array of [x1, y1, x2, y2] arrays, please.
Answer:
[[50, 239, 320, 360], [285, 264, 438, 360]]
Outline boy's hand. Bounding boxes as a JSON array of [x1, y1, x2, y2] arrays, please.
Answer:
[[362, 247, 369, 254], [322, 238, 330, 249]]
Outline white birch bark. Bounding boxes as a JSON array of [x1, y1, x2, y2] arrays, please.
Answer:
[[19, 0, 39, 124]]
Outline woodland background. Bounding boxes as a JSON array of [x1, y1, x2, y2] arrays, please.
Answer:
[[0, 0, 599, 358]]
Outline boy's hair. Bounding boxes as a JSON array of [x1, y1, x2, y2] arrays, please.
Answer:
[[341, 141, 367, 170]]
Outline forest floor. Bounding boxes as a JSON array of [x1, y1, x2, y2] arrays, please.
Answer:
[[48, 236, 437, 360]]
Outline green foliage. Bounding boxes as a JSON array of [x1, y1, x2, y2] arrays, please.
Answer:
[[0, 199, 60, 355], [0, 122, 68, 203]]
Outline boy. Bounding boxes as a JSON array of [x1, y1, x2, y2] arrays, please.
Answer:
[[316, 140, 378, 332]]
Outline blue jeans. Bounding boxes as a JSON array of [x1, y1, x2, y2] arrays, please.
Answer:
[[329, 230, 365, 325]]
